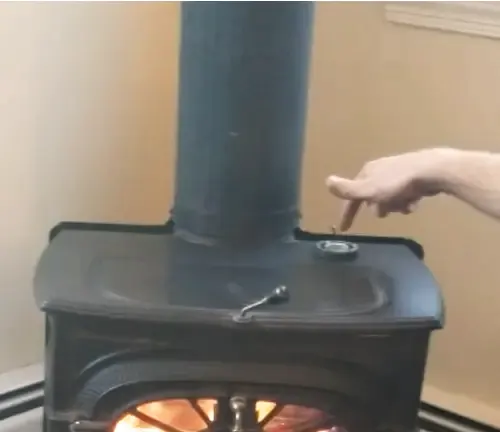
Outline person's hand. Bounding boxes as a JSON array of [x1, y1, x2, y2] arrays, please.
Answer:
[[325, 148, 452, 231]]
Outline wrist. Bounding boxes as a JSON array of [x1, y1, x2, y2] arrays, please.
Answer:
[[418, 147, 465, 195]]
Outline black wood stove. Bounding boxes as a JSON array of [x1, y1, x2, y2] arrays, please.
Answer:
[[34, 3, 444, 432]]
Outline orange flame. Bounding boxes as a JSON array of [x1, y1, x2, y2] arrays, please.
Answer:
[[114, 399, 276, 432]]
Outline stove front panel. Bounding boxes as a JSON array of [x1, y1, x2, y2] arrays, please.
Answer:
[[42, 312, 431, 432]]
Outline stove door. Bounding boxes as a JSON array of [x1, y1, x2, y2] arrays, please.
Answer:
[[112, 397, 347, 432], [64, 359, 379, 432]]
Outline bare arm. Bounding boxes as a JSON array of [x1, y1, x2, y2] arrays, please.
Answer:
[[439, 149, 500, 220], [326, 148, 500, 231]]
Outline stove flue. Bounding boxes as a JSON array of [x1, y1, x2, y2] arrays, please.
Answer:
[[171, 2, 311, 245], [34, 3, 444, 432]]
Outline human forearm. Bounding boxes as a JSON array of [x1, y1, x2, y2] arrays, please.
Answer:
[[326, 147, 500, 231], [433, 148, 500, 220]]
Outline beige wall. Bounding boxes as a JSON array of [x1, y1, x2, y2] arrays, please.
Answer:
[[0, 2, 179, 371], [303, 2, 500, 422], [1, 0, 499, 424]]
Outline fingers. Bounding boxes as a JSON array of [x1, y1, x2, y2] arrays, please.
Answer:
[[374, 200, 419, 218], [339, 199, 363, 232], [326, 175, 373, 201], [326, 175, 374, 232], [339, 197, 417, 231], [376, 203, 389, 218], [401, 201, 418, 214], [326, 173, 421, 231]]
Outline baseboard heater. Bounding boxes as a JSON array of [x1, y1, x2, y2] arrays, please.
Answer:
[[0, 380, 43, 422], [419, 402, 500, 432], [0, 381, 497, 432]]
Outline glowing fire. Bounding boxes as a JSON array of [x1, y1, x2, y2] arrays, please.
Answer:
[[114, 399, 276, 432]]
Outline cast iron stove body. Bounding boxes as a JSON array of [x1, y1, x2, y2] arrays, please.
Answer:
[[34, 3, 444, 432]]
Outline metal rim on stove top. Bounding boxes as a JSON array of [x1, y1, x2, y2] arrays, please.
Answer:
[[315, 240, 359, 258]]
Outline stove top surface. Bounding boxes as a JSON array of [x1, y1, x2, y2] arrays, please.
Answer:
[[34, 223, 443, 332]]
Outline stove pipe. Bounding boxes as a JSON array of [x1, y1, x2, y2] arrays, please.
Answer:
[[171, 2, 315, 245]]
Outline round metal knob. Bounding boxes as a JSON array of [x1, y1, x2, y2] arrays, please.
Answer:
[[267, 285, 289, 304], [315, 240, 359, 260]]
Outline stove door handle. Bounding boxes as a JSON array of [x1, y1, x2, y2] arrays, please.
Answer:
[[233, 285, 290, 322]]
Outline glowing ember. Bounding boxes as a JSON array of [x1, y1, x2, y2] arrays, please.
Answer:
[[114, 399, 217, 432], [114, 413, 158, 432], [114, 399, 275, 432], [256, 401, 277, 421], [113, 398, 332, 432]]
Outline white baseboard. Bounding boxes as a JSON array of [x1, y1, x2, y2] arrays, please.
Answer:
[[423, 385, 500, 429], [385, 2, 500, 40]]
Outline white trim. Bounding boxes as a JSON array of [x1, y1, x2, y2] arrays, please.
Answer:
[[422, 384, 500, 429], [384, 2, 500, 40], [0, 364, 43, 395]]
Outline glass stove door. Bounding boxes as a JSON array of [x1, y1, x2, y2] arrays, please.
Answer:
[[113, 397, 345, 432]]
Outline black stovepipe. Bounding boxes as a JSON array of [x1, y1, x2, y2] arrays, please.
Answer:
[[171, 1, 315, 245]]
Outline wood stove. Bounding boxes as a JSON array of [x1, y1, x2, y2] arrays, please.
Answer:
[[34, 3, 444, 432]]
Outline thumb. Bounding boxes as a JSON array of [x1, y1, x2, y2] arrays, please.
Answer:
[[325, 175, 372, 200]]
